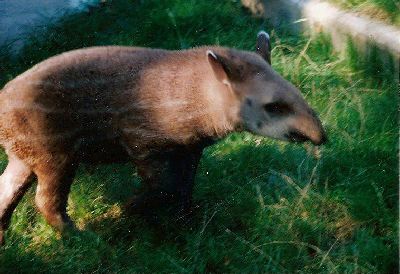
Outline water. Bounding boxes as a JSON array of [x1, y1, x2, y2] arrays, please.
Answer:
[[0, 0, 99, 49]]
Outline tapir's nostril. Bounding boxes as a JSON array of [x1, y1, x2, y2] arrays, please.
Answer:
[[311, 130, 328, 146], [317, 131, 328, 146]]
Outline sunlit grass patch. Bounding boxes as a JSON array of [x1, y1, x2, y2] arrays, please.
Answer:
[[329, 0, 400, 26]]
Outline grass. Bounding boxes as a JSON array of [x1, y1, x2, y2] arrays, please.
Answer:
[[328, 0, 400, 26], [0, 0, 398, 273]]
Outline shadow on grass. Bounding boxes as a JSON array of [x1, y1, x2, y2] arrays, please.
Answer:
[[0, 128, 397, 272]]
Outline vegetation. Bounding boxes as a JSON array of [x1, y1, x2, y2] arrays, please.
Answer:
[[329, 0, 400, 26], [0, 0, 398, 273]]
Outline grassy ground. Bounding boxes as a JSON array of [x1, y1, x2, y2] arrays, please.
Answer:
[[0, 0, 398, 273], [329, 0, 400, 26]]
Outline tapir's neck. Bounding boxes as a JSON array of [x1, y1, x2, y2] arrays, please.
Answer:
[[199, 74, 242, 139], [138, 47, 242, 142], [180, 48, 243, 139]]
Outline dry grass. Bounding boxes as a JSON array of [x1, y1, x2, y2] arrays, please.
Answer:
[[329, 0, 400, 26]]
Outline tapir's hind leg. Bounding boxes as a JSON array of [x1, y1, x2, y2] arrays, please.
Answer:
[[0, 153, 34, 245], [126, 145, 203, 220], [34, 157, 77, 233]]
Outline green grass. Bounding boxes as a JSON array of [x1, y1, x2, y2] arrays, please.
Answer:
[[328, 0, 400, 26], [0, 0, 398, 273]]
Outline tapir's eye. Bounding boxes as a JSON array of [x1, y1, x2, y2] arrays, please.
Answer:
[[263, 101, 292, 116]]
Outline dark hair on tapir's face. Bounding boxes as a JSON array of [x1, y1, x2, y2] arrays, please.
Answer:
[[207, 31, 327, 145]]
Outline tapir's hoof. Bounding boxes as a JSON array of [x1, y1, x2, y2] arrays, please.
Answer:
[[56, 221, 80, 242], [175, 204, 200, 226], [124, 195, 148, 216], [0, 230, 5, 246], [61, 219, 78, 233], [61, 225, 79, 238]]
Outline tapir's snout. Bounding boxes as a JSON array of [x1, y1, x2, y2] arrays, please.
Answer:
[[287, 110, 327, 146], [309, 113, 328, 146], [314, 129, 328, 146]]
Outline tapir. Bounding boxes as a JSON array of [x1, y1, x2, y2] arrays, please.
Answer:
[[0, 32, 326, 244]]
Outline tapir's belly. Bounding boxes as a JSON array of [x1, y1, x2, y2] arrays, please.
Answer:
[[77, 137, 131, 164]]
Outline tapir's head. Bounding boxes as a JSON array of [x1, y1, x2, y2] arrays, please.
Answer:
[[207, 31, 327, 145]]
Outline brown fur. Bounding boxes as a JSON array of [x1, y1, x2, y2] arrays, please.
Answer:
[[0, 40, 326, 244]]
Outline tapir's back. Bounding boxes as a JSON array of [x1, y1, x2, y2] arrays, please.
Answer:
[[0, 46, 170, 165], [0, 45, 238, 166]]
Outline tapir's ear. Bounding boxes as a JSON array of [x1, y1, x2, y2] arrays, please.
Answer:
[[207, 50, 230, 84], [207, 50, 242, 84], [256, 31, 271, 64]]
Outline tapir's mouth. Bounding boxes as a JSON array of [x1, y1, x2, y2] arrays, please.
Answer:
[[285, 129, 328, 146], [285, 130, 309, 143]]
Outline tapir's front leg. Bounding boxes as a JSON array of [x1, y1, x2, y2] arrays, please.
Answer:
[[126, 146, 203, 219], [173, 149, 203, 218]]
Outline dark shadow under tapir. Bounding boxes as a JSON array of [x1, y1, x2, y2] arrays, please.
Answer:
[[0, 31, 326, 245]]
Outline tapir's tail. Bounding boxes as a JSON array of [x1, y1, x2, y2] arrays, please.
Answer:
[[0, 89, 7, 147]]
